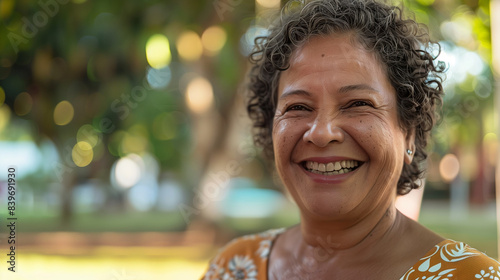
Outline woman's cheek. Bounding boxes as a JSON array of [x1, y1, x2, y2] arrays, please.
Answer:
[[272, 119, 290, 156], [348, 117, 393, 145], [273, 118, 307, 157], [344, 118, 374, 146]]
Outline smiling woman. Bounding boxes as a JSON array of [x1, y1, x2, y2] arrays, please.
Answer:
[[272, 33, 407, 223], [200, 0, 499, 279]]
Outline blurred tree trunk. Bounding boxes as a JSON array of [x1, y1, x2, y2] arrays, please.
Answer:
[[471, 124, 493, 205], [60, 169, 76, 225]]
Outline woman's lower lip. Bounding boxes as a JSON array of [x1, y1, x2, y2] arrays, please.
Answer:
[[300, 164, 359, 184]]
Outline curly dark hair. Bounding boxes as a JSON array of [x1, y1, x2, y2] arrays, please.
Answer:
[[247, 0, 444, 195]]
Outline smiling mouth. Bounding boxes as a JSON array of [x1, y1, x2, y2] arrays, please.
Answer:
[[302, 160, 362, 175]]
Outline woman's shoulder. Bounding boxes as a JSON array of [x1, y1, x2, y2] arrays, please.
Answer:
[[215, 228, 286, 258], [200, 228, 286, 280], [400, 239, 500, 280]]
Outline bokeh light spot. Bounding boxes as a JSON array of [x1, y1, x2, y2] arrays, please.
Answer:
[[77, 124, 100, 148], [115, 156, 142, 188], [415, 0, 434, 6], [122, 125, 149, 154], [72, 141, 93, 167], [146, 66, 171, 89], [256, 0, 280, 8], [0, 105, 11, 133], [146, 34, 171, 69], [14, 92, 33, 116], [108, 130, 126, 157], [438, 42, 486, 88], [54, 100, 75, 126], [463, 51, 484, 75], [484, 132, 498, 143], [439, 154, 460, 182], [440, 19, 473, 46], [483, 133, 498, 166], [473, 77, 492, 98], [185, 77, 213, 114], [0, 0, 14, 19], [176, 31, 203, 61], [122, 134, 147, 154], [0, 87, 5, 106], [201, 26, 227, 55], [239, 26, 269, 56]]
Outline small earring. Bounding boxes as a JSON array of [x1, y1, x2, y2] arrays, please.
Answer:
[[406, 149, 413, 156]]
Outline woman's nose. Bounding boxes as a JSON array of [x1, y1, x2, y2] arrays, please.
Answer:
[[303, 116, 345, 147]]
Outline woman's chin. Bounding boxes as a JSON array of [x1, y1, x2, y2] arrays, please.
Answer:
[[299, 200, 358, 221]]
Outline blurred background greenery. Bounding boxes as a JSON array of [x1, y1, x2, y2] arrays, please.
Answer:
[[0, 0, 498, 279]]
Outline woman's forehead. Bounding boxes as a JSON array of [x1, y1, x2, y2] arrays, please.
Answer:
[[288, 34, 382, 71], [282, 35, 386, 84]]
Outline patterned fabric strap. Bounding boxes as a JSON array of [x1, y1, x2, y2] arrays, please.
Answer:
[[400, 239, 500, 280], [201, 228, 285, 280]]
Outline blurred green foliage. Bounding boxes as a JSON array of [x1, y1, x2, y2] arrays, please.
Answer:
[[0, 0, 497, 224]]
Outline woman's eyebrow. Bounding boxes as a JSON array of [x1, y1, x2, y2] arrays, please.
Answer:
[[338, 84, 379, 94], [279, 89, 311, 100], [279, 84, 379, 100]]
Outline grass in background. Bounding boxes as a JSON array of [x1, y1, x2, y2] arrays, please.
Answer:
[[0, 251, 209, 280], [12, 210, 188, 232], [419, 201, 498, 259]]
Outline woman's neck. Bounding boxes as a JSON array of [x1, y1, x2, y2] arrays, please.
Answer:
[[268, 203, 445, 280], [297, 203, 401, 261]]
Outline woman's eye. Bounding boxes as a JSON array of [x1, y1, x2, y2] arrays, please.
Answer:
[[286, 105, 310, 111], [349, 100, 372, 107]]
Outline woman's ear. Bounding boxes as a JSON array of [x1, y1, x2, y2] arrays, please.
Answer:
[[404, 127, 416, 165]]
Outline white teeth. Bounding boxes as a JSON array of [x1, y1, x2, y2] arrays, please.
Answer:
[[307, 161, 314, 169], [318, 163, 326, 172], [326, 162, 334, 172], [304, 160, 360, 174], [334, 162, 341, 171], [313, 162, 318, 170]]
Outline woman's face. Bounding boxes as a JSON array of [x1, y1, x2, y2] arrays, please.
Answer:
[[273, 34, 414, 222]]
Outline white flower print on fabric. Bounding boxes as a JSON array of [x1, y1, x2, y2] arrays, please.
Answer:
[[227, 255, 258, 280], [400, 240, 479, 280], [257, 239, 272, 259], [475, 266, 500, 280], [416, 242, 457, 279], [440, 242, 479, 262], [400, 266, 455, 280], [202, 228, 285, 280], [400, 240, 499, 280], [241, 235, 257, 241], [203, 261, 226, 280], [252, 228, 285, 259], [475, 269, 490, 279]]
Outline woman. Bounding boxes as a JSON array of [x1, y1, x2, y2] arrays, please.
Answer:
[[201, 0, 499, 279]]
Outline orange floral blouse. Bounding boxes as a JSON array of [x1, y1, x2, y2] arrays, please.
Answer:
[[200, 228, 500, 280]]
